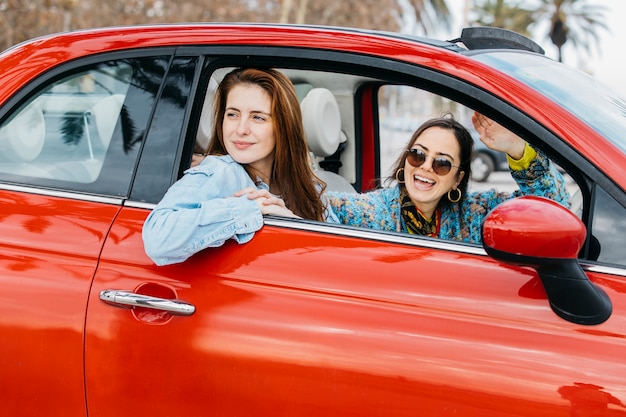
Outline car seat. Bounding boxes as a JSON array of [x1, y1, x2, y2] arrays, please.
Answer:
[[0, 100, 52, 178], [300, 87, 355, 193]]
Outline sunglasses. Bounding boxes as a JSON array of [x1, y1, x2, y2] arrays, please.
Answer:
[[405, 148, 460, 176]]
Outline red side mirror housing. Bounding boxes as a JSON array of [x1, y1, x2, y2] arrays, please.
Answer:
[[482, 196, 611, 325], [483, 195, 586, 259]]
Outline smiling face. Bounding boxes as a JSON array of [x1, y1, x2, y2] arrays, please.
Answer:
[[403, 126, 465, 219], [222, 83, 275, 182]]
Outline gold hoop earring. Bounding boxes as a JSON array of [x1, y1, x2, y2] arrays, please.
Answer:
[[395, 168, 405, 184], [448, 188, 461, 203]]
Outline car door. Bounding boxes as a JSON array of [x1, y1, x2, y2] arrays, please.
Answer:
[[85, 212, 626, 417], [0, 54, 169, 416], [85, 52, 626, 416]]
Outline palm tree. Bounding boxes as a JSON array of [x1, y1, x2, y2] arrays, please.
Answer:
[[533, 0, 608, 62]]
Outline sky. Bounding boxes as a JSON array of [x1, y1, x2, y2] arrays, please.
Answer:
[[442, 0, 626, 97]]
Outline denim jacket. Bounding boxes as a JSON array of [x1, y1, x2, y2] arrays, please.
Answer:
[[142, 155, 264, 266]]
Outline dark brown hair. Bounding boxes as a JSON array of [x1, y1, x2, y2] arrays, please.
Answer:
[[207, 67, 326, 221]]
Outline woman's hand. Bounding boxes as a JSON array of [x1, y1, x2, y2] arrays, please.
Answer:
[[472, 112, 526, 160], [234, 188, 300, 218]]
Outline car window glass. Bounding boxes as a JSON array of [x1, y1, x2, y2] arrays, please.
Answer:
[[0, 57, 170, 197], [0, 63, 132, 183], [377, 84, 580, 210], [473, 52, 626, 154], [589, 186, 626, 266], [378, 85, 582, 197], [378, 85, 521, 193], [130, 56, 199, 203]]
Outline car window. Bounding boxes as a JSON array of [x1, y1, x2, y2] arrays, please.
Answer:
[[141, 60, 590, 261], [473, 51, 626, 154], [0, 63, 131, 183], [379, 86, 485, 182], [377, 85, 579, 196], [0, 57, 170, 197], [588, 186, 626, 266], [130, 56, 199, 203]]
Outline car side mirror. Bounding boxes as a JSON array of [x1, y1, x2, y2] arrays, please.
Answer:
[[482, 196, 612, 325]]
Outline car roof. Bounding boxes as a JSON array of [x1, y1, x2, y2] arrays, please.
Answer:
[[0, 23, 546, 105], [0, 23, 545, 70]]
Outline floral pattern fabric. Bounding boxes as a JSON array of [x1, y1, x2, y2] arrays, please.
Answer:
[[326, 149, 570, 244]]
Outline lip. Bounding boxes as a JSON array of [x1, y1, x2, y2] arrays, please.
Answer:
[[411, 173, 435, 191], [232, 141, 254, 150]]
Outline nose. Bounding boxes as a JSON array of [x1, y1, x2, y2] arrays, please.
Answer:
[[420, 155, 435, 171], [236, 117, 251, 135]]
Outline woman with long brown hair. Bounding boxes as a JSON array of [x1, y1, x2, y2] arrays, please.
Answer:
[[143, 67, 329, 266]]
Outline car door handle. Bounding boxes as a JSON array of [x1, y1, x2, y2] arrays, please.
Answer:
[[99, 289, 195, 316]]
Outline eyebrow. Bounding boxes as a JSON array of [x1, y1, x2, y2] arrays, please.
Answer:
[[225, 107, 271, 117], [413, 143, 456, 161], [252, 110, 272, 117]]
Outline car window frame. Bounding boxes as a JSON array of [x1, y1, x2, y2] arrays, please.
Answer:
[[129, 54, 201, 204], [0, 48, 177, 201], [123, 44, 626, 274]]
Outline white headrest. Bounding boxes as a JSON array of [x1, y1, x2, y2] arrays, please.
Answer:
[[300, 88, 341, 157], [91, 94, 125, 148], [0, 102, 45, 162]]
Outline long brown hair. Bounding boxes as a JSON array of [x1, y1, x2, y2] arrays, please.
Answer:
[[207, 67, 326, 221], [386, 114, 474, 210]]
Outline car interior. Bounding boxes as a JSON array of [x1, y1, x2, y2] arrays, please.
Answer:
[[194, 67, 372, 191], [195, 66, 579, 206]]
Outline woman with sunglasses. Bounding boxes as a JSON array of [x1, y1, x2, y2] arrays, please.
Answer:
[[325, 112, 570, 243]]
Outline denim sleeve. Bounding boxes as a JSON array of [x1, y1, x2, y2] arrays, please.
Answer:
[[142, 167, 263, 266]]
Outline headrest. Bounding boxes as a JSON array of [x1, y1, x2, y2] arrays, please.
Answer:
[[300, 88, 342, 157], [0, 102, 45, 162], [91, 94, 125, 148]]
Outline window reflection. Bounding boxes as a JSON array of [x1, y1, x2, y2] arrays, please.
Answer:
[[591, 186, 626, 266], [0, 56, 170, 198]]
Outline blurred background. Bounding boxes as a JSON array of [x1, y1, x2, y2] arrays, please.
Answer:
[[1, 0, 620, 97]]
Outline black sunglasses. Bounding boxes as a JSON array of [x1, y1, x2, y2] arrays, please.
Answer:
[[405, 148, 460, 176]]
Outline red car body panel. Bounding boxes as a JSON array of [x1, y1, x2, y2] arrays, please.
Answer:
[[0, 190, 120, 415], [81, 208, 626, 416], [483, 196, 587, 258]]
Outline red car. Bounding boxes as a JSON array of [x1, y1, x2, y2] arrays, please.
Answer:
[[1, 24, 625, 416]]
